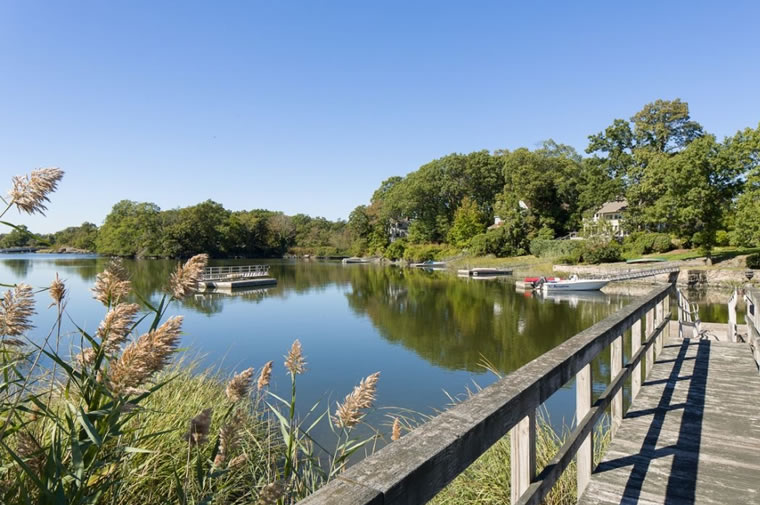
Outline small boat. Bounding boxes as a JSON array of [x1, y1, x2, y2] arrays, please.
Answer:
[[410, 260, 447, 268], [342, 257, 371, 264], [458, 267, 512, 277], [541, 275, 609, 292]]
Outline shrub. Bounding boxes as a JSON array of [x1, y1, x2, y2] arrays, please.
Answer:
[[622, 232, 672, 256], [574, 240, 622, 264], [747, 253, 760, 269], [384, 239, 407, 260], [715, 230, 730, 247], [529, 239, 584, 258], [402, 243, 458, 262]]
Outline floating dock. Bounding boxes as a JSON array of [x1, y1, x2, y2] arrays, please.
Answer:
[[195, 264, 277, 292], [457, 267, 512, 277]]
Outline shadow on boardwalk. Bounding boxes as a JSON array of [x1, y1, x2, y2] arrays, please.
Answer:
[[581, 340, 760, 505]]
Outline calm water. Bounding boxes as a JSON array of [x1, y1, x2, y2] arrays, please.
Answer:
[[4, 254, 727, 447]]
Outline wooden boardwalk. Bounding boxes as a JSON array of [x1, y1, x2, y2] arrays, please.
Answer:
[[581, 338, 760, 505]]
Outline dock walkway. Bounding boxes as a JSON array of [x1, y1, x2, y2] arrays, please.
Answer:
[[581, 338, 760, 505]]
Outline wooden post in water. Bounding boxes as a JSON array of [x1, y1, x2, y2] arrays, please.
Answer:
[[510, 410, 536, 503], [645, 308, 655, 377], [576, 364, 592, 498], [611, 334, 623, 435], [631, 318, 642, 399]]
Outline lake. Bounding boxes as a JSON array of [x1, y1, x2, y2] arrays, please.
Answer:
[[0, 254, 731, 449]]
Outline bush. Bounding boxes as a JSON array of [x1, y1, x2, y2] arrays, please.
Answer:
[[622, 232, 672, 256], [579, 240, 622, 264], [402, 243, 458, 262], [715, 230, 730, 247], [530, 239, 584, 258], [384, 239, 407, 260], [468, 226, 529, 258], [747, 253, 760, 269]]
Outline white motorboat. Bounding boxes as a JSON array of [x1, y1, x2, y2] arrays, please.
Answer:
[[342, 257, 371, 264], [541, 275, 609, 292]]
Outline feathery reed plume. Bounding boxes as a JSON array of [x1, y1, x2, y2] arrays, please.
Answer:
[[225, 367, 254, 402], [333, 372, 380, 428], [97, 303, 140, 354], [48, 273, 66, 307], [0, 283, 35, 337], [213, 413, 242, 467], [76, 348, 96, 366], [184, 408, 213, 446], [108, 316, 183, 393], [16, 431, 45, 476], [1, 337, 25, 346], [92, 259, 131, 306], [227, 453, 247, 469], [284, 339, 306, 376], [8, 167, 64, 215], [257, 360, 273, 390], [391, 417, 402, 441], [257, 481, 285, 505], [168, 253, 208, 299]]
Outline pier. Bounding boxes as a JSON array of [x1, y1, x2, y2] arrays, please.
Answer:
[[196, 264, 277, 290], [298, 282, 760, 505]]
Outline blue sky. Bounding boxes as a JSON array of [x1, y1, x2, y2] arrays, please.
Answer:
[[1, 1, 759, 232]]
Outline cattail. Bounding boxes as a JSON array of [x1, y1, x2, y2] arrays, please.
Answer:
[[391, 417, 402, 441], [97, 303, 140, 354], [257, 481, 285, 505], [228, 453, 247, 469], [8, 167, 64, 215], [0, 283, 35, 337], [284, 339, 306, 376], [213, 414, 241, 467], [333, 372, 380, 429], [225, 367, 254, 402], [108, 316, 183, 393], [48, 274, 66, 307], [76, 348, 97, 366], [92, 259, 131, 306], [257, 360, 273, 390], [168, 254, 208, 299], [16, 431, 44, 476]]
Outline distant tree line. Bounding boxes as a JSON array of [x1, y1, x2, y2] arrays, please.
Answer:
[[348, 98, 760, 259], [5, 98, 759, 260]]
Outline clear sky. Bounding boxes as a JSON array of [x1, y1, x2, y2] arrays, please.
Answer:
[[1, 1, 759, 233]]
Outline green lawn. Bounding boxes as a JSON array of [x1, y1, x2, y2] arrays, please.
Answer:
[[645, 246, 760, 263]]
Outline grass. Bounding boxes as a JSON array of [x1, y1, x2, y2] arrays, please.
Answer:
[[446, 254, 556, 276], [646, 246, 760, 264]]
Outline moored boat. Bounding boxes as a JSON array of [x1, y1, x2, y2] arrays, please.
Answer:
[[541, 275, 608, 292], [342, 257, 371, 264]]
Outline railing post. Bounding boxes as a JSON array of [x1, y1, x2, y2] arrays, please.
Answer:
[[645, 308, 655, 377], [728, 289, 737, 343], [655, 300, 664, 356], [576, 364, 592, 499], [610, 333, 623, 435], [510, 409, 536, 503], [664, 293, 670, 341], [631, 318, 642, 400], [678, 290, 684, 339]]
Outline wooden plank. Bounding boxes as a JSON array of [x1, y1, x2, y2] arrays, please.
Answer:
[[610, 334, 623, 435], [576, 364, 592, 498], [510, 409, 536, 503], [631, 319, 642, 399]]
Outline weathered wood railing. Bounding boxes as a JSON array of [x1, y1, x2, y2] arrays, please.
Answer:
[[677, 288, 701, 339], [742, 287, 760, 372], [728, 288, 738, 343], [200, 264, 270, 281], [298, 283, 674, 505]]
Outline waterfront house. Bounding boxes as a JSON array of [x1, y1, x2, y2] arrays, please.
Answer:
[[588, 199, 628, 238]]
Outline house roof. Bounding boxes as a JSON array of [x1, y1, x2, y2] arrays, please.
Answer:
[[597, 199, 628, 214]]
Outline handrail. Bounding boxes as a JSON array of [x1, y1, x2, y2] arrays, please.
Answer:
[[742, 287, 760, 372], [298, 283, 674, 505], [677, 289, 701, 339], [199, 265, 270, 281]]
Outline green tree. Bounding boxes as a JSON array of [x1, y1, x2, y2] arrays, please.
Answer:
[[448, 197, 486, 247]]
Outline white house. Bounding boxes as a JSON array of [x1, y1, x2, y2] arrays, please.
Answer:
[[591, 199, 628, 238], [389, 218, 411, 242]]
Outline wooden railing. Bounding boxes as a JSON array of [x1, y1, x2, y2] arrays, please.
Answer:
[[728, 288, 738, 343], [677, 289, 701, 339], [298, 283, 674, 505], [200, 265, 270, 281], [742, 287, 760, 371]]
